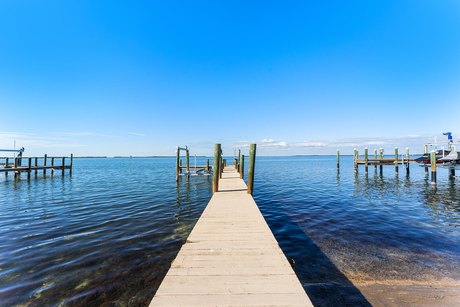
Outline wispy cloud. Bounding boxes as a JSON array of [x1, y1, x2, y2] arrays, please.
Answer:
[[128, 132, 146, 137]]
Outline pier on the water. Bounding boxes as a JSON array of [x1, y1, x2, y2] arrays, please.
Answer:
[[0, 154, 73, 178], [151, 144, 313, 306]]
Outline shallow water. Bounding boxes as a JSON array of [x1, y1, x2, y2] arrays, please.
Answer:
[[1, 156, 459, 305]]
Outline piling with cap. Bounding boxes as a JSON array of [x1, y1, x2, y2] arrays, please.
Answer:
[[430, 150, 437, 184], [212, 144, 221, 193], [379, 148, 384, 174], [175, 147, 180, 181], [247, 144, 256, 195], [394, 147, 399, 174]]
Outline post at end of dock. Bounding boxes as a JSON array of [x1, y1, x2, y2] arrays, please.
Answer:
[[247, 144, 256, 195]]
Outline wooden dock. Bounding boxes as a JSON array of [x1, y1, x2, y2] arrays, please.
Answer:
[[150, 166, 313, 306]]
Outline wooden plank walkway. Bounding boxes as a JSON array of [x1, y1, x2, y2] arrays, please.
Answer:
[[150, 166, 313, 306]]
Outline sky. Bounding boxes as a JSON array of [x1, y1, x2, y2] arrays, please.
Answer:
[[1, 1, 459, 156]]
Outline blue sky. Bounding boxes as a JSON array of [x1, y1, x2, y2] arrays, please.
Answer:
[[1, 1, 459, 156]]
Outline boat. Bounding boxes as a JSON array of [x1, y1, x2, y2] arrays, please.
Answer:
[[415, 132, 459, 166]]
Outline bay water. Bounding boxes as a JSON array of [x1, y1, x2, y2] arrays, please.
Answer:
[[1, 156, 459, 305]]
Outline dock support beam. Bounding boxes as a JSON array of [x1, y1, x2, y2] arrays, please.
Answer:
[[5, 158, 8, 176], [175, 148, 180, 181], [239, 155, 244, 179], [379, 148, 384, 174], [405, 147, 410, 175], [206, 159, 209, 172], [364, 148, 368, 173], [430, 150, 437, 185], [336, 149, 340, 170], [186, 148, 190, 175], [44, 154, 47, 176], [70, 154, 73, 176], [394, 147, 399, 174], [353, 148, 358, 173], [247, 144, 256, 195], [212, 144, 221, 193], [374, 149, 377, 170], [424, 145, 429, 176]]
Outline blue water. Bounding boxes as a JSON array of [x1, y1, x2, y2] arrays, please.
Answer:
[[1, 156, 459, 305]]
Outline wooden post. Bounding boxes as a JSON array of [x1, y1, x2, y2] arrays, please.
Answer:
[[379, 148, 384, 174], [62, 157, 65, 176], [247, 144, 256, 195], [5, 157, 8, 176], [206, 159, 209, 172], [28, 157, 32, 179], [44, 154, 47, 176], [449, 168, 455, 178], [424, 144, 429, 176], [51, 157, 55, 176], [394, 147, 399, 174], [220, 155, 223, 179], [336, 149, 340, 169], [70, 154, 73, 176], [14, 156, 18, 179], [239, 155, 245, 179], [364, 148, 368, 173], [430, 150, 437, 184], [212, 144, 221, 193], [234, 158, 238, 170], [186, 148, 190, 175], [374, 149, 377, 170], [223, 159, 226, 168], [175, 148, 180, 181], [405, 147, 410, 175], [238, 149, 241, 173], [353, 148, 358, 173], [34, 157, 38, 176]]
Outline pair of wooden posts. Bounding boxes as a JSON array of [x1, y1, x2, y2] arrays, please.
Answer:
[[213, 144, 256, 194]]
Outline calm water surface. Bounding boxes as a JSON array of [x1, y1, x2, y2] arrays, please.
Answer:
[[1, 156, 459, 306]]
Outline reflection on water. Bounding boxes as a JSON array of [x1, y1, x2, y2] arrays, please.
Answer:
[[1, 156, 459, 306]]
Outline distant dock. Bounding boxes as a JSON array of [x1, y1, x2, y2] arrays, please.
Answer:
[[0, 154, 73, 178], [151, 144, 313, 306]]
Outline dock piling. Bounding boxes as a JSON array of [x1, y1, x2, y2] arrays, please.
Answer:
[[364, 148, 369, 173], [27, 158, 31, 179], [336, 149, 340, 169], [44, 154, 47, 176], [51, 157, 55, 176], [405, 147, 410, 175], [239, 154, 245, 179], [394, 147, 399, 174], [34, 157, 38, 176], [212, 144, 221, 193], [5, 158, 8, 176], [186, 148, 190, 175], [424, 145, 429, 176], [374, 149, 377, 170], [247, 144, 256, 195], [430, 150, 437, 184], [379, 148, 384, 174]]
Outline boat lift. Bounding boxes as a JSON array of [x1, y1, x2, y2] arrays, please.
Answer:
[[0, 147, 25, 166], [175, 146, 211, 181]]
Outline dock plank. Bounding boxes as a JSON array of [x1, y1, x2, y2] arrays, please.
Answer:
[[150, 166, 313, 306]]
